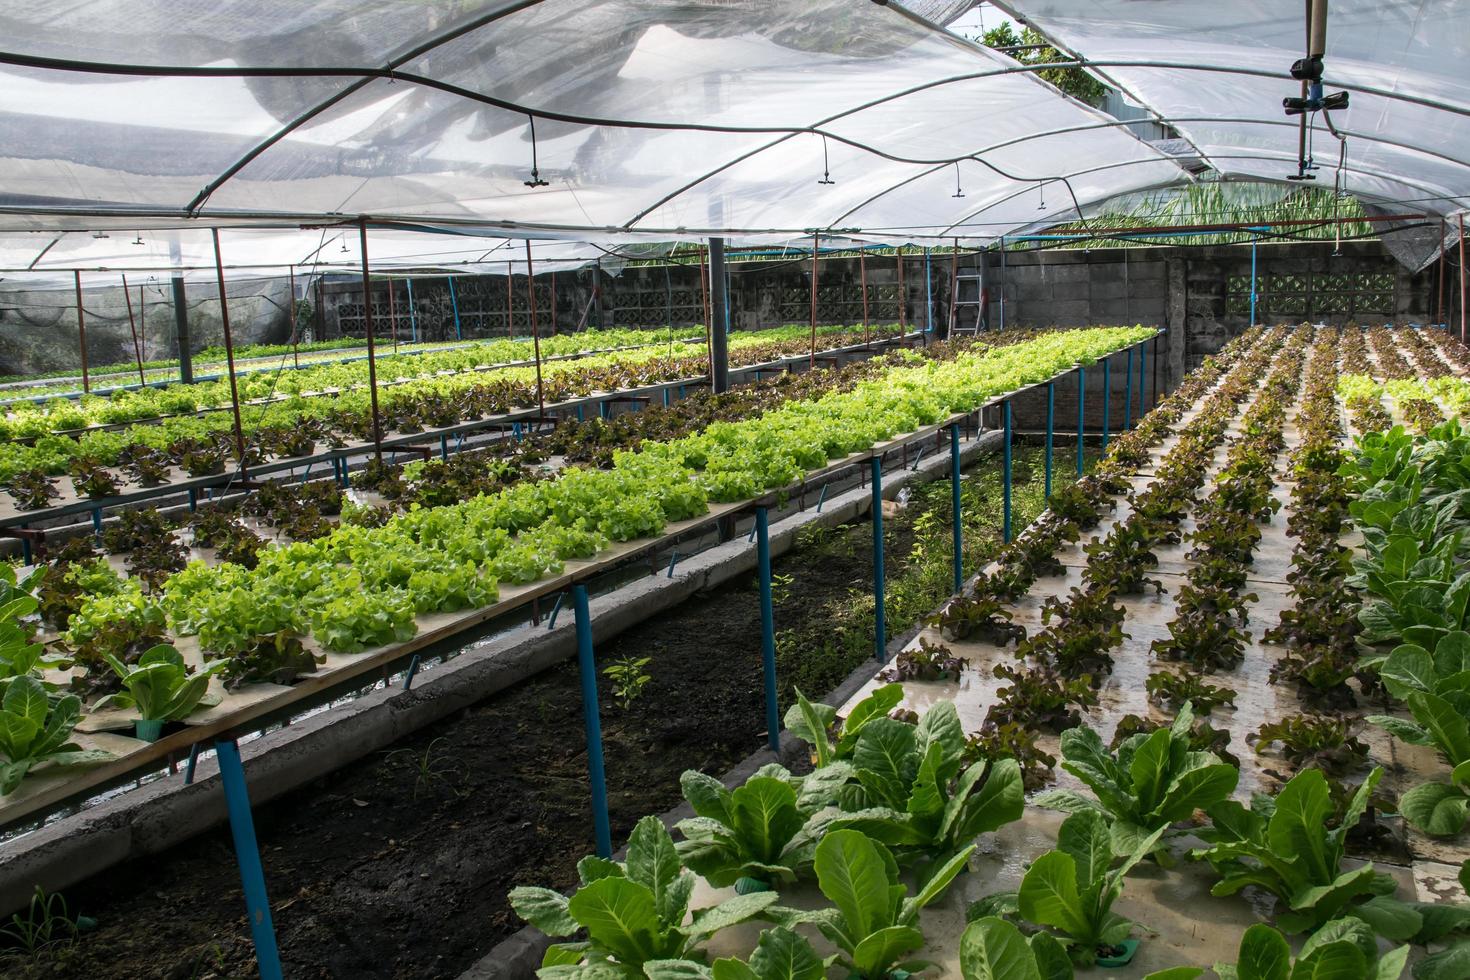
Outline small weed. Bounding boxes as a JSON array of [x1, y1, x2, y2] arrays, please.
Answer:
[[769, 572, 795, 606], [0, 887, 80, 964], [383, 737, 467, 800], [604, 655, 653, 709]]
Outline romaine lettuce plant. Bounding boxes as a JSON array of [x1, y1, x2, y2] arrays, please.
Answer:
[[958, 916, 1074, 980], [783, 685, 903, 766], [1009, 809, 1163, 966], [1207, 920, 1409, 980], [1368, 688, 1470, 837], [95, 645, 226, 722], [824, 701, 1023, 886], [1191, 768, 1418, 937], [674, 763, 848, 890], [509, 815, 777, 976], [0, 676, 112, 795], [1033, 704, 1237, 857], [768, 829, 971, 980]]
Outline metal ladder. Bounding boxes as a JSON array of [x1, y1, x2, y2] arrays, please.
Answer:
[[950, 269, 985, 336]]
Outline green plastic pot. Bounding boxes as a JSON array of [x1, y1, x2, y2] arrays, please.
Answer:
[[133, 719, 164, 742], [1097, 939, 1140, 968], [733, 876, 772, 895]]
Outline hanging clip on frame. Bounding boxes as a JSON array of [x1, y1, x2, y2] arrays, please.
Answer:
[[817, 134, 835, 185]]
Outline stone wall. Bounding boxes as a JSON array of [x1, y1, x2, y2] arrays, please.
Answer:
[[0, 278, 291, 376]]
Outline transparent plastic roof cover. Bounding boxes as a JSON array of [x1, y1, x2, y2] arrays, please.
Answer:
[[1001, 0, 1470, 218], [0, 0, 1181, 243]]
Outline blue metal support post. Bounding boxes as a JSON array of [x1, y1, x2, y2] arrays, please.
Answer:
[[1101, 356, 1111, 450], [1044, 381, 1055, 498], [1076, 366, 1086, 476], [870, 457, 886, 661], [447, 276, 462, 340], [215, 738, 283, 980], [1002, 400, 1013, 544], [1139, 340, 1148, 414], [1125, 346, 1134, 429], [950, 424, 962, 593], [755, 507, 780, 752], [572, 584, 612, 857]]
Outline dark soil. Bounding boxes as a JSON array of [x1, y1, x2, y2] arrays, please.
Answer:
[[9, 451, 1048, 980]]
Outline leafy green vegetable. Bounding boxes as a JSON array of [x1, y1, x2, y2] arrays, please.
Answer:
[[1212, 920, 1408, 980], [1033, 703, 1238, 857], [0, 676, 112, 795], [94, 645, 226, 722], [782, 685, 903, 767], [1010, 809, 1163, 965], [509, 815, 776, 976], [1191, 768, 1417, 937], [959, 916, 1074, 980], [768, 829, 971, 979], [822, 700, 1023, 887], [675, 763, 845, 889]]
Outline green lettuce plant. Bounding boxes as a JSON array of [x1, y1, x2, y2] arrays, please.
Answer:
[[0, 593, 64, 685], [1191, 768, 1419, 938], [509, 815, 776, 976], [783, 684, 904, 765], [824, 700, 1023, 887], [769, 829, 972, 979], [1368, 689, 1470, 837], [635, 923, 838, 980], [958, 916, 1074, 980], [1006, 809, 1163, 966], [1205, 920, 1409, 980], [1033, 704, 1238, 858], [674, 763, 851, 889], [0, 676, 112, 795], [95, 645, 227, 722]]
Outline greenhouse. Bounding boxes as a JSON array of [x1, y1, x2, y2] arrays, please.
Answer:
[[0, 1, 1467, 978]]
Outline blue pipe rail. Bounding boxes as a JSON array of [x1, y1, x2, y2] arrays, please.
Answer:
[[1044, 381, 1054, 498], [448, 276, 462, 340], [216, 738, 284, 980], [1125, 346, 1134, 430], [572, 584, 612, 858], [871, 457, 886, 662], [755, 507, 780, 753], [950, 424, 962, 594], [1101, 356, 1111, 450], [1076, 366, 1085, 477]]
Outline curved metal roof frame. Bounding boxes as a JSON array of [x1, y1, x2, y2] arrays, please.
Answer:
[[0, 0, 1463, 247]]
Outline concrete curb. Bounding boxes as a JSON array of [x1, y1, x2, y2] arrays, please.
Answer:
[[0, 431, 1000, 921]]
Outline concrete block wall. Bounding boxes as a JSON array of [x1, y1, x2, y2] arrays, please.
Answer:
[[306, 238, 1452, 378]]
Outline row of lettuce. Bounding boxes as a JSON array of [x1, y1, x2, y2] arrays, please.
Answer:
[[0, 334, 493, 402], [498, 326, 1470, 979], [509, 687, 1465, 978], [0, 328, 1147, 799], [1, 323, 872, 438], [0, 325, 874, 496], [87, 327, 1147, 659]]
